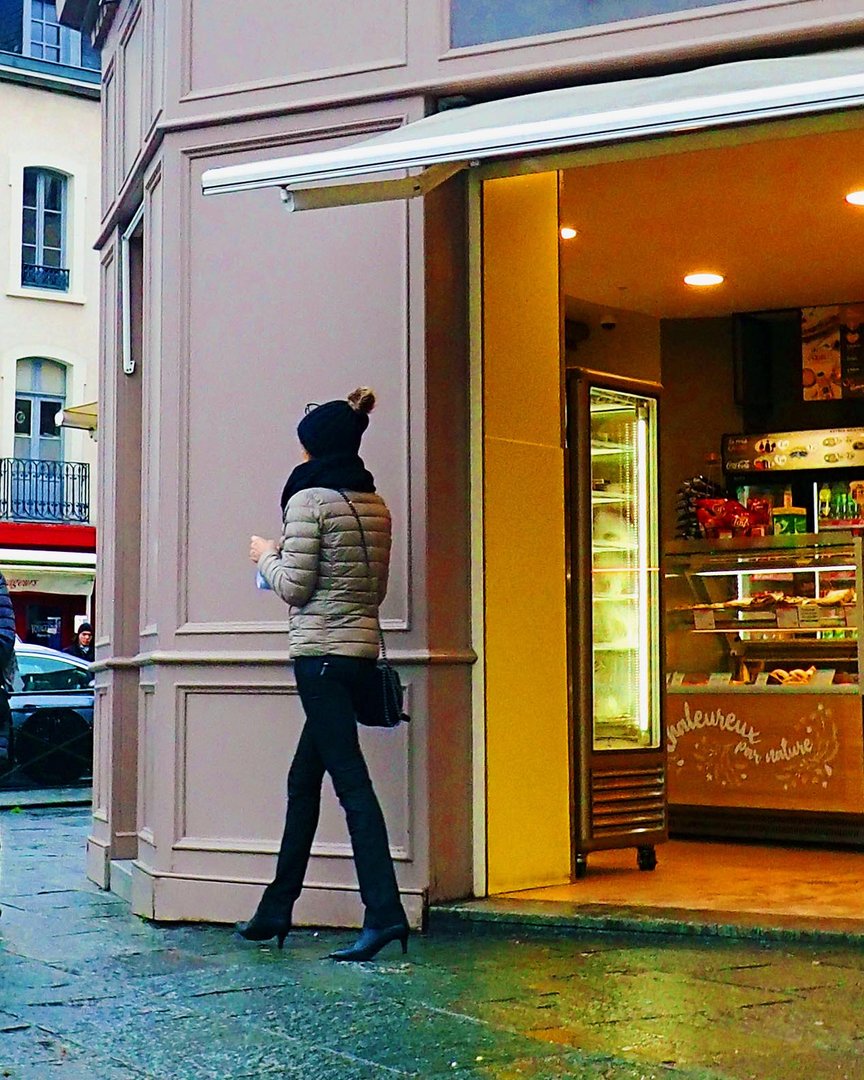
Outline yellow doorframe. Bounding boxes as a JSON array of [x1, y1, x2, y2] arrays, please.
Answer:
[[474, 170, 572, 896]]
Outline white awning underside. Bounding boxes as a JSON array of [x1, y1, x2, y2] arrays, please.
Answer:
[[0, 550, 95, 596], [202, 48, 864, 207]]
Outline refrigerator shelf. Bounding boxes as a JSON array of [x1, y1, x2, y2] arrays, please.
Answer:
[[590, 440, 633, 457]]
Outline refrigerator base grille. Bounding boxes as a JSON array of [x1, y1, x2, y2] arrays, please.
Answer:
[[591, 764, 666, 837]]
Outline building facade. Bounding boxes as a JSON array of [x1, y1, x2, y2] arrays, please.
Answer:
[[57, 0, 864, 924], [0, 1, 99, 649]]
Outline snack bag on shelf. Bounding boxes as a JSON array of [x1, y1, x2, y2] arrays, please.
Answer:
[[695, 497, 753, 539]]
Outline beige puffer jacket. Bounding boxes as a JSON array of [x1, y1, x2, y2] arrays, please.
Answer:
[[257, 487, 391, 658]]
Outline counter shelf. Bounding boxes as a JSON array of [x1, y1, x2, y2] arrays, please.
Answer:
[[663, 533, 864, 844]]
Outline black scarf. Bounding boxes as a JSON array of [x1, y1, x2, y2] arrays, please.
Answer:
[[280, 454, 376, 513]]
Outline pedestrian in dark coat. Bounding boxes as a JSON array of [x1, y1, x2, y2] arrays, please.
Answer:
[[236, 387, 409, 962], [0, 572, 14, 666], [0, 573, 17, 805], [64, 622, 94, 663]]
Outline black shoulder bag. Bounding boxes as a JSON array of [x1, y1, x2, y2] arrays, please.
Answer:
[[337, 491, 409, 729]]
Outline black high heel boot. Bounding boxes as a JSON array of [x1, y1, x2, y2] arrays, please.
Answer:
[[234, 912, 292, 949], [328, 923, 409, 962]]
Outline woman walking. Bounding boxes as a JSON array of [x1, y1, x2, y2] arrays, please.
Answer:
[[237, 387, 408, 961]]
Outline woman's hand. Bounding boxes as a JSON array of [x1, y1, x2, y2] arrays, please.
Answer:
[[250, 535, 278, 563]]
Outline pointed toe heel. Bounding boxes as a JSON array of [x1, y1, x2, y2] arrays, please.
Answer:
[[329, 923, 410, 962], [235, 912, 292, 948]]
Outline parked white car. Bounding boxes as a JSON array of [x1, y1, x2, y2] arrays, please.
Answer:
[[0, 641, 94, 785]]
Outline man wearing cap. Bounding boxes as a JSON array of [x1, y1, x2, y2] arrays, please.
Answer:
[[64, 622, 94, 663]]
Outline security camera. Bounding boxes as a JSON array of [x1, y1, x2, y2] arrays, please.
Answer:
[[599, 314, 617, 331]]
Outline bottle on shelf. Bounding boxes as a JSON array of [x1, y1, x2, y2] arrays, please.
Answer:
[[853, 481, 864, 520], [819, 480, 832, 519], [831, 483, 847, 520]]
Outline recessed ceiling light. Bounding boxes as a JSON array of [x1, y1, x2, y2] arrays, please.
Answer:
[[560, 226, 578, 240], [845, 190, 864, 206], [684, 272, 725, 287]]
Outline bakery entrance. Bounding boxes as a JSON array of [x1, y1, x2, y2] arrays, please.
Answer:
[[480, 105, 864, 909], [201, 51, 864, 917]]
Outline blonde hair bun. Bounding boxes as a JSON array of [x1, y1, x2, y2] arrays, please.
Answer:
[[348, 387, 376, 415]]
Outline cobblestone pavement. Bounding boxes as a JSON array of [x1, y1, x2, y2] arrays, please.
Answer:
[[2, 808, 864, 1079]]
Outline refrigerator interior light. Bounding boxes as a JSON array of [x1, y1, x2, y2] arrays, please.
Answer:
[[637, 413, 651, 734]]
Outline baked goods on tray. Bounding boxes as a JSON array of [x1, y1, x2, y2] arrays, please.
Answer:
[[690, 587, 855, 612]]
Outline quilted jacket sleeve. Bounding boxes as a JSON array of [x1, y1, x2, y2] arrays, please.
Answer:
[[257, 491, 322, 607], [0, 573, 16, 666]]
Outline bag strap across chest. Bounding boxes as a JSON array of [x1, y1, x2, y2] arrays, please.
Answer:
[[335, 489, 387, 661]]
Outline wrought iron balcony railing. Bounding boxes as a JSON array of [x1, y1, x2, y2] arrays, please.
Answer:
[[21, 264, 70, 291], [0, 459, 90, 523]]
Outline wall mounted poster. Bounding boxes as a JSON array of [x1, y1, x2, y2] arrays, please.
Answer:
[[802, 304, 864, 401]]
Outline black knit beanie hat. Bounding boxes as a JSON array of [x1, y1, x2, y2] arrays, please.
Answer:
[[297, 387, 375, 457]]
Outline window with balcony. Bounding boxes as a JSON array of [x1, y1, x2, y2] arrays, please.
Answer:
[[21, 167, 69, 292], [1, 359, 90, 524]]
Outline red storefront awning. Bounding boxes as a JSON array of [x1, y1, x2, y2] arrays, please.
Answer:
[[0, 522, 96, 551]]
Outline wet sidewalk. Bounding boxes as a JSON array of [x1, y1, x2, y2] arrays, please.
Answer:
[[2, 808, 864, 1079]]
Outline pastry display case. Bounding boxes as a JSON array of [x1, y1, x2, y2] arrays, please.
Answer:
[[664, 532, 864, 843], [567, 369, 665, 876]]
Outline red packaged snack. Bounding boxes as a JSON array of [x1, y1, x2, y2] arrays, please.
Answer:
[[695, 498, 753, 538]]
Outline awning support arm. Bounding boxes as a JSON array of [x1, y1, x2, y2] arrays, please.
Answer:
[[280, 161, 466, 212]]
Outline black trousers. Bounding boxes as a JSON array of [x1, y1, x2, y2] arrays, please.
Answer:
[[258, 655, 406, 930]]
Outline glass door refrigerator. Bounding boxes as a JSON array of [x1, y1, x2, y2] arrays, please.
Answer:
[[566, 368, 665, 877]]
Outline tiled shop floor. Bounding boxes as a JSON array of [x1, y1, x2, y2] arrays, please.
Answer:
[[500, 839, 864, 922]]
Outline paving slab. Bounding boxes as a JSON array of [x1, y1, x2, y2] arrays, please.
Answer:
[[5, 807, 864, 1078]]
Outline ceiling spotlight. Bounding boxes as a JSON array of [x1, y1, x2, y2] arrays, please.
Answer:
[[845, 190, 864, 206], [684, 272, 725, 287], [560, 226, 578, 240]]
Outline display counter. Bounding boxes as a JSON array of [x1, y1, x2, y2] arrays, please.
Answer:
[[664, 533, 864, 841]]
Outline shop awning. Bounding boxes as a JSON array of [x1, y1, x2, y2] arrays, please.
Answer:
[[0, 548, 95, 595], [201, 47, 864, 210], [3, 569, 94, 594], [57, 400, 98, 435]]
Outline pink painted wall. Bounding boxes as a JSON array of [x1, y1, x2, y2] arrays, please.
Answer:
[[85, 0, 864, 922]]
